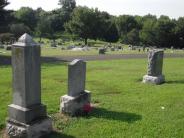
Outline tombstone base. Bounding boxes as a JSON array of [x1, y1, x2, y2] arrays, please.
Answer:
[[60, 90, 91, 116], [143, 75, 165, 85], [8, 104, 47, 124], [6, 117, 52, 138]]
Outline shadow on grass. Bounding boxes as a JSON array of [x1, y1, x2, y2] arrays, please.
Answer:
[[0, 55, 11, 66], [42, 57, 68, 64], [0, 55, 68, 66], [166, 80, 184, 84], [42, 131, 75, 138], [135, 78, 143, 82], [90, 107, 142, 123]]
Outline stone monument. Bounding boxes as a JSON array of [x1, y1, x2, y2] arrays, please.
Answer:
[[143, 49, 165, 84], [6, 33, 52, 138], [60, 59, 91, 116], [99, 48, 106, 54]]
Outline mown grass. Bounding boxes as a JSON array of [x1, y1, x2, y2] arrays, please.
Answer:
[[0, 58, 184, 137]]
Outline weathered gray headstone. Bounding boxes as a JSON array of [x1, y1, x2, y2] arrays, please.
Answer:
[[50, 41, 57, 47], [143, 49, 165, 84], [0, 42, 3, 48], [4, 45, 12, 50], [61, 59, 91, 116], [111, 47, 115, 51], [6, 33, 52, 138], [68, 60, 86, 97], [147, 50, 163, 76], [99, 48, 106, 54]]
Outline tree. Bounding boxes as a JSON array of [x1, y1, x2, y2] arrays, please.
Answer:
[[58, 0, 76, 13], [134, 15, 143, 30], [92, 10, 119, 42], [0, 0, 9, 9], [0, 0, 12, 33], [142, 14, 157, 22], [0, 33, 14, 43], [155, 15, 176, 48], [58, 0, 76, 22], [34, 7, 46, 22], [10, 23, 31, 39], [65, 6, 98, 45], [14, 7, 37, 31], [36, 14, 59, 42], [102, 20, 119, 43], [116, 15, 138, 43], [174, 17, 184, 48], [139, 19, 157, 46], [50, 8, 68, 32], [126, 29, 140, 45]]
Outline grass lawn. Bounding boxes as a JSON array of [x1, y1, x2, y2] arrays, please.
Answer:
[[0, 58, 184, 137]]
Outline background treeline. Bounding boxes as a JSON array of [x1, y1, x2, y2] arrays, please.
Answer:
[[1, 0, 184, 48]]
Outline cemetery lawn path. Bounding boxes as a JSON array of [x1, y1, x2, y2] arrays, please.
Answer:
[[1, 58, 184, 137]]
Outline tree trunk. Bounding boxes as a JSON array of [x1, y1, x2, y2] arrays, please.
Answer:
[[39, 36, 42, 42], [84, 38, 87, 45]]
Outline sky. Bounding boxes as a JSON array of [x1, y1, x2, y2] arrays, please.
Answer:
[[6, 0, 184, 19]]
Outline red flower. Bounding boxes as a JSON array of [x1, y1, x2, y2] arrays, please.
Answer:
[[83, 103, 92, 113]]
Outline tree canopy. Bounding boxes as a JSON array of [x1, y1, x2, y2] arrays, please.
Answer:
[[1, 0, 184, 48]]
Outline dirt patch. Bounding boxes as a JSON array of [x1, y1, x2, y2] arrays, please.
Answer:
[[51, 113, 71, 132], [0, 129, 8, 138]]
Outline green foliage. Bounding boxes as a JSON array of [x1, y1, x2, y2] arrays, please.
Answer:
[[0, 0, 9, 9], [58, 0, 76, 13], [36, 14, 61, 41], [65, 6, 98, 44], [139, 19, 157, 46], [10, 23, 31, 39], [116, 15, 138, 36], [175, 17, 184, 48], [0, 0, 12, 33], [14, 7, 37, 31], [58, 0, 76, 23], [126, 29, 140, 45], [65, 7, 119, 44], [0, 33, 14, 43], [102, 21, 119, 43], [154, 16, 176, 48]]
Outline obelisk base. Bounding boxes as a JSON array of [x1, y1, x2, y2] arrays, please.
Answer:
[[60, 90, 91, 116], [143, 75, 165, 85], [6, 117, 52, 138]]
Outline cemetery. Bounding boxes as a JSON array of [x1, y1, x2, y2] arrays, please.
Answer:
[[1, 0, 184, 137], [0, 34, 184, 138]]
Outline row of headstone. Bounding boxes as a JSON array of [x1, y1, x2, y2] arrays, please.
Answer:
[[6, 34, 91, 138]]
